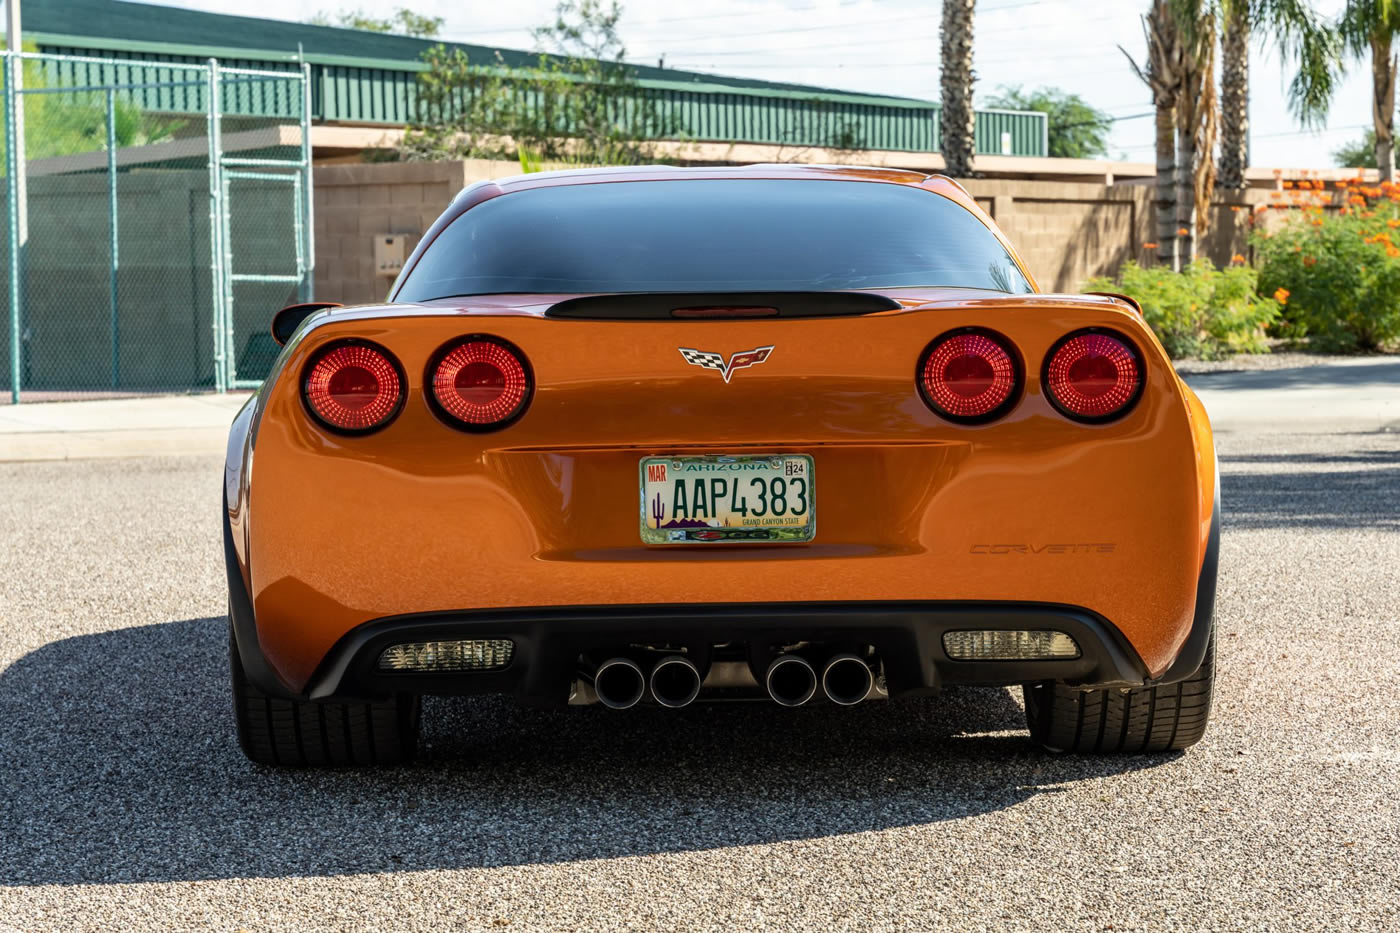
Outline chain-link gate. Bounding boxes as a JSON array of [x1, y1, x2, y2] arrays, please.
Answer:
[[1, 51, 312, 402]]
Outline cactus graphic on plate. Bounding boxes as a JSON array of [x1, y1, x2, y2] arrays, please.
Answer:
[[651, 491, 665, 528]]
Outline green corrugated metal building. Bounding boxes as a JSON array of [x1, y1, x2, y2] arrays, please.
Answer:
[[23, 0, 1048, 157]]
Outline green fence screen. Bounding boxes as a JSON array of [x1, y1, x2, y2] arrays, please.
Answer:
[[1, 50, 312, 402]]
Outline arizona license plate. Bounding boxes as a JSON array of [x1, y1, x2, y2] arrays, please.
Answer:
[[639, 454, 815, 544]]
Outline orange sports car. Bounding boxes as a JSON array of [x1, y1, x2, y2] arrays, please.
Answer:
[[224, 164, 1217, 767]]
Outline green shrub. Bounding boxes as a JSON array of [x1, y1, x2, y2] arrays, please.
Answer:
[[1252, 181, 1400, 352], [1084, 259, 1279, 360]]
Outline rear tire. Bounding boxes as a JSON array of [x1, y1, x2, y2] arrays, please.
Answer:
[[1023, 632, 1214, 753], [230, 625, 420, 766]]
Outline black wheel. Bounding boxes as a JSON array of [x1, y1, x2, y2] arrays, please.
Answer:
[[1023, 632, 1214, 753], [230, 624, 420, 766]]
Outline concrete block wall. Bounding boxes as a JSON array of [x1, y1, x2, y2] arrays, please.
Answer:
[[2, 160, 1286, 395], [311, 161, 1279, 304], [963, 178, 1267, 292], [313, 159, 515, 305]]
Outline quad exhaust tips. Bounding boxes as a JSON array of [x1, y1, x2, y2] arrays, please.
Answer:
[[592, 653, 874, 709], [821, 654, 874, 706], [649, 656, 702, 708], [594, 658, 646, 710], [765, 655, 818, 707]]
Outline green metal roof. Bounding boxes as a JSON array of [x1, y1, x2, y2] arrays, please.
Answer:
[[23, 0, 1048, 157], [25, 0, 932, 107]]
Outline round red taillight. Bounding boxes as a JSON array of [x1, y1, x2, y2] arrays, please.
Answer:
[[302, 341, 404, 434], [428, 337, 532, 430], [918, 329, 1021, 423], [1043, 330, 1144, 422]]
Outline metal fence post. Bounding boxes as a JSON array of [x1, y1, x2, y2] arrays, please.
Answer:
[[5, 52, 20, 404], [206, 58, 225, 393], [106, 88, 120, 388], [220, 169, 234, 386], [291, 172, 305, 293], [301, 61, 314, 302]]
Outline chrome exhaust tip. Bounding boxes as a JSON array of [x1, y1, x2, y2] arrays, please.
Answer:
[[765, 655, 817, 707], [821, 654, 874, 706], [649, 656, 702, 708], [594, 658, 646, 710]]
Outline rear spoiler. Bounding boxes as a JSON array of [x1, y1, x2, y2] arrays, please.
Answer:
[[544, 291, 901, 320], [1084, 292, 1143, 316], [271, 302, 344, 345]]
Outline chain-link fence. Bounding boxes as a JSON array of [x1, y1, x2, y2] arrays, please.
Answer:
[[1, 51, 312, 402]]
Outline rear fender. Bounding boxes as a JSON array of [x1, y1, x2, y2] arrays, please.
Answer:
[[225, 393, 296, 697]]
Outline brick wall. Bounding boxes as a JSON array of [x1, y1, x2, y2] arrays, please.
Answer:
[[312, 161, 1279, 303]]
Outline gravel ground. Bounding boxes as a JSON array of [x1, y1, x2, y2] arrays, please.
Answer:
[[1172, 350, 1391, 375], [1, 369, 1398, 931]]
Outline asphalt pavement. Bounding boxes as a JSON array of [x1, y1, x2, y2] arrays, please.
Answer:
[[0, 359, 1397, 931]]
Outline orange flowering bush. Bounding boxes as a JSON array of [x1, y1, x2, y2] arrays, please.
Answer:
[[1253, 177, 1400, 350]]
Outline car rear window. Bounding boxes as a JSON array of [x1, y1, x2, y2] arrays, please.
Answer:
[[394, 178, 1033, 300]]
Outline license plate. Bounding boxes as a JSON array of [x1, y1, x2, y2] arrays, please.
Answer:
[[639, 454, 815, 544]]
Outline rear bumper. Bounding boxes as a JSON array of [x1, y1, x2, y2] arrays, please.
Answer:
[[300, 601, 1150, 703], [226, 477, 1220, 705], [228, 509, 1219, 706], [226, 487, 1215, 706]]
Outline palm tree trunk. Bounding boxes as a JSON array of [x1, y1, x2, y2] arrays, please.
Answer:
[[1372, 33, 1396, 182], [939, 0, 977, 178], [1155, 104, 1180, 271], [1123, 0, 1185, 270], [1218, 4, 1249, 190], [1191, 28, 1218, 254], [1176, 7, 1217, 267], [1177, 114, 1197, 266]]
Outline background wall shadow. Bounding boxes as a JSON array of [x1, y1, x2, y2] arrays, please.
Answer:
[[1221, 458, 1400, 530]]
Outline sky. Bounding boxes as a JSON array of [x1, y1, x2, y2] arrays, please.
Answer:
[[141, 0, 1373, 169]]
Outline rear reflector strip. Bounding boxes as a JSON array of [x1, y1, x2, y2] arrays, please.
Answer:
[[942, 630, 1080, 661], [377, 639, 515, 672]]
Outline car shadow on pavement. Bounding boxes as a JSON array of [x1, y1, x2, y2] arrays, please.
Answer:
[[0, 617, 1173, 886]]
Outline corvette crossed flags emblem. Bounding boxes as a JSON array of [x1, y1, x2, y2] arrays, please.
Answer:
[[678, 345, 774, 383]]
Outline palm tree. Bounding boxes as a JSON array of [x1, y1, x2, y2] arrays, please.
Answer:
[[1131, 0, 1337, 264], [1173, 1, 1218, 264], [1219, 1, 1251, 190], [1275, 2, 1396, 180], [1124, 1, 1187, 269], [1218, 1, 1344, 190], [1340, 1, 1400, 180], [940, 0, 977, 177]]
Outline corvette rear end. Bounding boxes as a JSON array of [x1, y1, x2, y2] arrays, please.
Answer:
[[225, 166, 1218, 766]]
